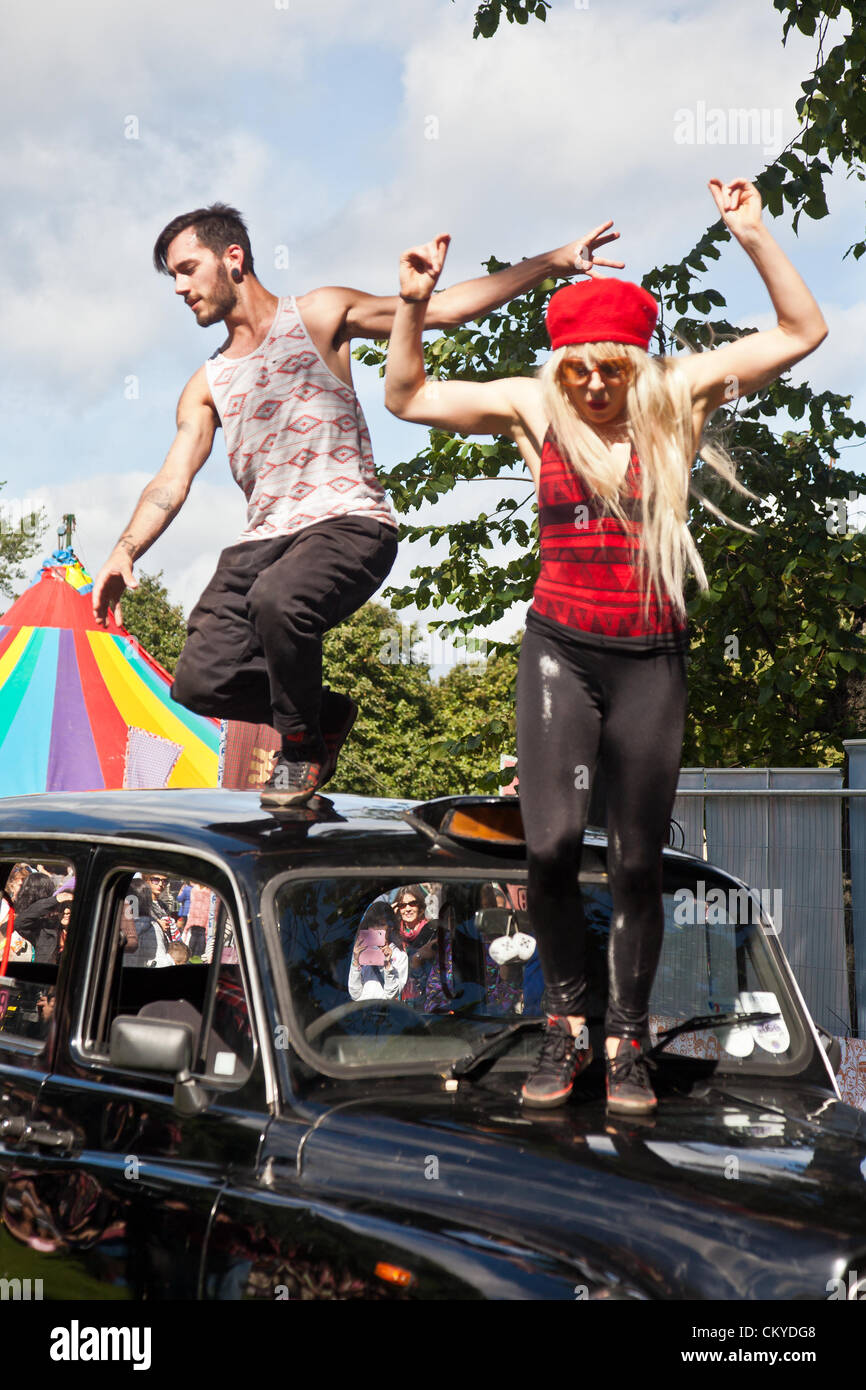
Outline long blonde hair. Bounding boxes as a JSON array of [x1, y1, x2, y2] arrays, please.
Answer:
[[539, 341, 756, 620]]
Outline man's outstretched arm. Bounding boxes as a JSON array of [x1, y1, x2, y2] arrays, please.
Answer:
[[92, 367, 218, 626], [333, 221, 624, 341]]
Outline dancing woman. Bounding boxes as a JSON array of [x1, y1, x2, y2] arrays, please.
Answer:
[[385, 180, 827, 1113]]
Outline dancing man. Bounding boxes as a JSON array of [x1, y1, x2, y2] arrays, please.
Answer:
[[384, 179, 827, 1112], [93, 204, 623, 806]]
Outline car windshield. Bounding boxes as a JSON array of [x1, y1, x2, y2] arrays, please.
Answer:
[[269, 868, 808, 1074]]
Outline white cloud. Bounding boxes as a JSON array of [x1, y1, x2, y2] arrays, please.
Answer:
[[3, 0, 863, 638], [301, 0, 822, 291], [20, 472, 242, 613]]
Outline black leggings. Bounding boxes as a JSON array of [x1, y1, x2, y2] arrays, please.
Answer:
[[516, 619, 687, 1040]]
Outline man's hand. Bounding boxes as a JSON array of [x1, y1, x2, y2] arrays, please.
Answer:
[[548, 220, 625, 279], [399, 234, 451, 303], [92, 548, 138, 628]]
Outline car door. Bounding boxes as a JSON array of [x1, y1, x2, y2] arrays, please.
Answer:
[[0, 843, 90, 1299], [3, 843, 269, 1300]]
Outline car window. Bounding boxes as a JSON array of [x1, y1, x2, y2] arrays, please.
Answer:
[[272, 875, 542, 1070], [271, 871, 805, 1074], [82, 864, 254, 1090], [0, 855, 76, 1054]]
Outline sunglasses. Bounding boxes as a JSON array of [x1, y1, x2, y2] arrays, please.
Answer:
[[559, 358, 632, 386]]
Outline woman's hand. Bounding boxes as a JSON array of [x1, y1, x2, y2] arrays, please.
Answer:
[[680, 178, 827, 422], [708, 179, 763, 241], [399, 234, 451, 303], [558, 220, 625, 279]]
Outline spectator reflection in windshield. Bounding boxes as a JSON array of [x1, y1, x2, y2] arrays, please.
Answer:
[[348, 901, 407, 1001]]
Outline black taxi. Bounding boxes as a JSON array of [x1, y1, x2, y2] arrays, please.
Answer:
[[0, 789, 864, 1301]]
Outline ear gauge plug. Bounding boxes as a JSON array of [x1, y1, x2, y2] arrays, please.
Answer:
[[231, 268, 242, 283]]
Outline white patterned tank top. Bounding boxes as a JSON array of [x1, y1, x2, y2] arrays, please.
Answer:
[[205, 296, 397, 543]]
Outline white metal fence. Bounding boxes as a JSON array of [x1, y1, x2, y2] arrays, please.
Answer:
[[672, 764, 864, 1038]]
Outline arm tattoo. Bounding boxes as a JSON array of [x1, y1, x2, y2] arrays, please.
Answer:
[[143, 485, 176, 513], [118, 535, 137, 559]]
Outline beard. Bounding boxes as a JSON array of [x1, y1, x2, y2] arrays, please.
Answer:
[[195, 263, 238, 326]]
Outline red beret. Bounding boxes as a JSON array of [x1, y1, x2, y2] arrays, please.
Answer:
[[546, 278, 658, 351]]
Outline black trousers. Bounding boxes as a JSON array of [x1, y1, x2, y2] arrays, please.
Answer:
[[516, 618, 687, 1040], [172, 516, 398, 741]]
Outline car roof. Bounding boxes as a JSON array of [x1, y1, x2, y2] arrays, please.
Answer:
[[0, 788, 717, 880]]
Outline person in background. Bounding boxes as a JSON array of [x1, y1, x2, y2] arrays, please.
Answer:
[[0, 896, 34, 963], [176, 881, 212, 958], [5, 864, 34, 902], [348, 901, 407, 1001], [14, 874, 73, 963], [126, 873, 175, 967], [394, 885, 437, 1007]]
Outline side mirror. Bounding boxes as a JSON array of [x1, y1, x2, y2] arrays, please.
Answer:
[[108, 1016, 213, 1115], [109, 1015, 195, 1072], [173, 1070, 211, 1116]]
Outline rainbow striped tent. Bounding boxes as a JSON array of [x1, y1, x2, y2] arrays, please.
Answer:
[[0, 551, 220, 795]]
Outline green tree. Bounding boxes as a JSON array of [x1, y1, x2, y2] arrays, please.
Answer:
[[322, 605, 520, 797], [0, 490, 46, 602], [322, 602, 443, 798], [120, 571, 188, 675], [358, 0, 866, 772], [432, 643, 519, 790]]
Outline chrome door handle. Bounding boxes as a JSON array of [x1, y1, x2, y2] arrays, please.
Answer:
[[0, 1114, 27, 1141], [20, 1121, 76, 1150]]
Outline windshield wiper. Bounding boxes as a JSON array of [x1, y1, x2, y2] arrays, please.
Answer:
[[451, 1010, 781, 1082], [647, 1010, 781, 1059], [450, 1019, 546, 1080]]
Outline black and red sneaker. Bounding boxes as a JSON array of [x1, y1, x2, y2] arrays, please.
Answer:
[[605, 1037, 657, 1114], [521, 1016, 593, 1109], [320, 697, 359, 789], [260, 754, 326, 808]]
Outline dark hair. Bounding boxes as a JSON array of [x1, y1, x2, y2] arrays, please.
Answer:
[[153, 203, 255, 276], [14, 873, 57, 915], [395, 885, 426, 912], [359, 900, 399, 942]]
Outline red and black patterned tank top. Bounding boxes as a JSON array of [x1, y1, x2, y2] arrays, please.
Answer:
[[528, 430, 688, 652]]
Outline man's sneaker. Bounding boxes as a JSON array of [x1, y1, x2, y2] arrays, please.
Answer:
[[521, 1016, 593, 1108], [260, 754, 325, 808], [320, 697, 359, 789], [605, 1037, 657, 1114]]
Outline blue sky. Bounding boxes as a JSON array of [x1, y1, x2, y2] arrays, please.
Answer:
[[2, 0, 864, 633]]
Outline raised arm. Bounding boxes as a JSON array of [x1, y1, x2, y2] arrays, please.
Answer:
[[384, 235, 538, 440], [334, 220, 624, 342], [680, 179, 828, 424], [92, 366, 219, 626]]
